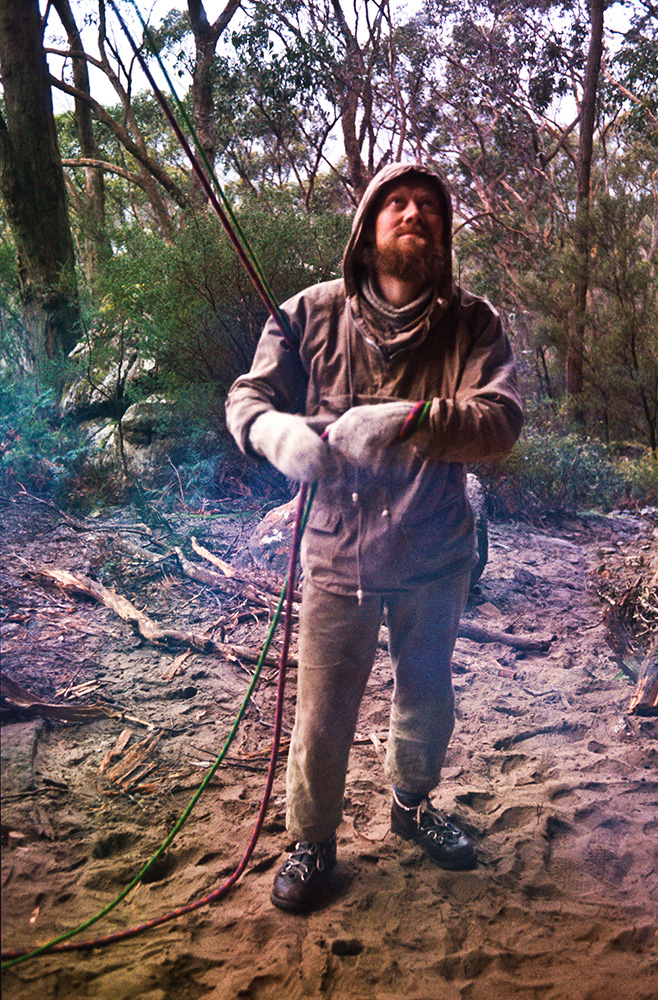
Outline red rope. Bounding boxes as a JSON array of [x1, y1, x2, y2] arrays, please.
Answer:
[[3, 405, 434, 965], [106, 1, 295, 351], [398, 400, 430, 441], [1, 487, 309, 962]]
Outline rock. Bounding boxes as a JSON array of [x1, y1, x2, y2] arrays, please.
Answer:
[[247, 498, 299, 577], [80, 418, 118, 470], [121, 396, 176, 446], [247, 473, 489, 587], [79, 397, 183, 476], [62, 338, 157, 420], [467, 472, 489, 586], [513, 567, 537, 589]]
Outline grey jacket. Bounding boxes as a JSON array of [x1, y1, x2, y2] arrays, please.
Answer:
[[226, 162, 524, 596]]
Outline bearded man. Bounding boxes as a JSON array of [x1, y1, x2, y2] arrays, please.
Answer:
[[226, 162, 524, 913]]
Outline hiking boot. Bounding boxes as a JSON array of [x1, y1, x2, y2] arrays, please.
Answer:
[[391, 792, 476, 870], [270, 833, 337, 913]]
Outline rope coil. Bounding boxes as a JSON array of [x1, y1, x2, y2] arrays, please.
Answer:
[[2, 491, 314, 968]]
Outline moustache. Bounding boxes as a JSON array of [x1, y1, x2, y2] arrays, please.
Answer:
[[396, 226, 430, 237]]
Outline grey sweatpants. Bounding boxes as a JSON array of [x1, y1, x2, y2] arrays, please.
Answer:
[[286, 572, 471, 841]]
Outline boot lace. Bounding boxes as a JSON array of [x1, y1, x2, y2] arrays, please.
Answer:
[[279, 838, 334, 883], [393, 791, 461, 846], [416, 799, 462, 845]]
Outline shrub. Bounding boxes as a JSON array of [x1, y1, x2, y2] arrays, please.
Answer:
[[91, 190, 351, 410], [477, 429, 657, 521], [0, 371, 89, 497]]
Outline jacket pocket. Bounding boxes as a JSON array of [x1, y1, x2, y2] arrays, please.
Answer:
[[306, 505, 342, 534]]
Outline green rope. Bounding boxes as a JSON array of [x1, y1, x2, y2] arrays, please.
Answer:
[[125, 0, 288, 334], [2, 490, 316, 970]]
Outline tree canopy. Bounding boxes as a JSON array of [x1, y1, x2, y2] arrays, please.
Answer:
[[0, 0, 656, 460]]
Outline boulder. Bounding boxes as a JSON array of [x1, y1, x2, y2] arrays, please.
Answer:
[[247, 497, 300, 577], [466, 472, 489, 586], [247, 473, 489, 587], [62, 338, 157, 420], [78, 396, 182, 476]]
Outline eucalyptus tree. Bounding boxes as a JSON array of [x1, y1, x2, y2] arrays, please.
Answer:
[[0, 0, 80, 369], [50, 0, 108, 289], [566, 0, 604, 412], [207, 0, 426, 205], [45, 1, 191, 239], [152, 0, 241, 200]]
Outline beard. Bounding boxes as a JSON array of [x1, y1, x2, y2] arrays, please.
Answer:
[[364, 230, 447, 286]]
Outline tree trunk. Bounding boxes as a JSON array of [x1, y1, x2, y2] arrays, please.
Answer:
[[565, 0, 604, 416], [52, 0, 109, 291], [187, 0, 242, 199], [0, 0, 80, 368], [331, 0, 370, 201]]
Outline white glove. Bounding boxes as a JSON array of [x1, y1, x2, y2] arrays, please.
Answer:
[[248, 411, 331, 483], [326, 402, 416, 467]]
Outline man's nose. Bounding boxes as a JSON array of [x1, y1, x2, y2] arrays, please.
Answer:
[[402, 200, 421, 221]]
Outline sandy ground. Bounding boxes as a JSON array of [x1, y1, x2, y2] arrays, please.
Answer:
[[1, 493, 657, 1000]]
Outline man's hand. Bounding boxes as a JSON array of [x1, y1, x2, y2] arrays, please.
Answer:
[[248, 411, 331, 483], [326, 401, 416, 467]]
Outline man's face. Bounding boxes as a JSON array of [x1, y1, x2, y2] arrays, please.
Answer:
[[373, 179, 445, 283]]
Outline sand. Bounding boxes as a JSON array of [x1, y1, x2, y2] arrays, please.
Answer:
[[1, 496, 656, 999]]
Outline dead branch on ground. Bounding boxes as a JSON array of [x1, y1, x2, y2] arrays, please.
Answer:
[[36, 566, 296, 668], [629, 637, 658, 716], [379, 623, 553, 653]]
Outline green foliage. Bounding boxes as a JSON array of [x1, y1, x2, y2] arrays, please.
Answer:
[[14, 0, 653, 513], [0, 371, 90, 498], [91, 189, 351, 413], [0, 225, 25, 367], [478, 428, 658, 521], [610, 4, 658, 144]]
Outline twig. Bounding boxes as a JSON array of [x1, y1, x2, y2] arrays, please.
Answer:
[[167, 456, 186, 506], [380, 622, 553, 653]]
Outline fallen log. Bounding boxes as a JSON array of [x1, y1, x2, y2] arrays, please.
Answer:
[[40, 566, 217, 652], [173, 546, 277, 610], [457, 621, 554, 652], [115, 537, 170, 565], [37, 566, 296, 668], [115, 533, 302, 611], [628, 638, 658, 716], [379, 622, 553, 653], [1, 672, 110, 723], [0, 673, 153, 728], [177, 544, 302, 605], [190, 537, 238, 577]]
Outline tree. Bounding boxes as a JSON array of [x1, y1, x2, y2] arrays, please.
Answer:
[[212, 1, 419, 205], [0, 0, 80, 367], [188, 0, 242, 188], [565, 0, 605, 411], [51, 0, 108, 289], [46, 2, 191, 239]]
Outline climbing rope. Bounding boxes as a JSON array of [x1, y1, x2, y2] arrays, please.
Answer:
[[399, 401, 432, 440], [1, 3, 436, 958], [107, 0, 296, 350], [2, 401, 432, 967], [1, 488, 313, 968]]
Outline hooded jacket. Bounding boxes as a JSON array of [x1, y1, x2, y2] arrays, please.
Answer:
[[226, 163, 524, 596]]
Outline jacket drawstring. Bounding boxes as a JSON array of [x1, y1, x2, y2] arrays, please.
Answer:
[[345, 304, 364, 605]]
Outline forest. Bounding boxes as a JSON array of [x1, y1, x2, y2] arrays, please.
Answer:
[[0, 0, 656, 513], [1, 4, 657, 1000]]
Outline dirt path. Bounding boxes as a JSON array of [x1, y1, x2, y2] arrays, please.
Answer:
[[1, 495, 657, 1000]]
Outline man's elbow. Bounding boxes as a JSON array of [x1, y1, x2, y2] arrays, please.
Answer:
[[488, 404, 524, 461]]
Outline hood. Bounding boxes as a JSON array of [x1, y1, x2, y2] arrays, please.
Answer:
[[342, 161, 454, 302]]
